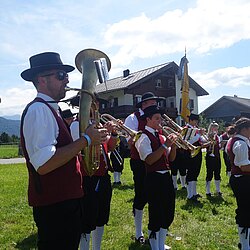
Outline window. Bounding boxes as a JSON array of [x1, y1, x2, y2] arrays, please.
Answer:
[[169, 97, 175, 108], [167, 78, 174, 88], [189, 99, 194, 111], [110, 98, 118, 107], [158, 98, 166, 108], [156, 79, 162, 88], [134, 95, 141, 106]]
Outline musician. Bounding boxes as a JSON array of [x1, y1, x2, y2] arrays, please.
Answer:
[[61, 108, 76, 127], [20, 52, 107, 250], [111, 135, 130, 185], [205, 121, 222, 196], [227, 117, 250, 250], [135, 105, 177, 250], [220, 124, 236, 183], [68, 95, 118, 250], [183, 113, 204, 202], [124, 92, 164, 244]]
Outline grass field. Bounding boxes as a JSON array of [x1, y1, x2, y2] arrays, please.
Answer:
[[0, 155, 239, 250], [0, 144, 20, 158]]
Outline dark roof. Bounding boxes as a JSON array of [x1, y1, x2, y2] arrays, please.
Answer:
[[202, 95, 250, 114], [96, 61, 208, 96]]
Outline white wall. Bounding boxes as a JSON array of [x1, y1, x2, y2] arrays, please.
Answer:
[[100, 90, 133, 105]]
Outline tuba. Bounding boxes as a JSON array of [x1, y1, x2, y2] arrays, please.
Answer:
[[75, 48, 111, 176]]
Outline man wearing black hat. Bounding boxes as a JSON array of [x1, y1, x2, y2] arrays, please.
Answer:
[[61, 109, 76, 127], [182, 113, 204, 202], [20, 52, 108, 250], [124, 92, 164, 244], [135, 105, 177, 249]]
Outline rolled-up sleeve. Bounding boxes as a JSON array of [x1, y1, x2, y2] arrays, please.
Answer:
[[135, 134, 152, 161], [23, 103, 58, 170], [233, 140, 250, 167]]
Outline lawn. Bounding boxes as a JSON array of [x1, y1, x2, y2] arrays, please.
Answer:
[[0, 144, 20, 158], [0, 155, 239, 249]]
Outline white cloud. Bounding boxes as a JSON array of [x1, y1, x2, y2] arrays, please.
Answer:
[[193, 66, 250, 89], [104, 0, 250, 66]]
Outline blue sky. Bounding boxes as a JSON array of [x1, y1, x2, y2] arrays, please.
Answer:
[[0, 0, 250, 117]]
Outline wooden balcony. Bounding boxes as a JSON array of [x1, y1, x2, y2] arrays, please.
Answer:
[[99, 105, 178, 119]]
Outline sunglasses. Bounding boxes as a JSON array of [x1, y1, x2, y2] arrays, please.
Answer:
[[40, 71, 68, 81]]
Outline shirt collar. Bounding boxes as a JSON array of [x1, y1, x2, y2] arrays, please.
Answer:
[[139, 108, 144, 116], [36, 93, 60, 112], [145, 125, 157, 134]]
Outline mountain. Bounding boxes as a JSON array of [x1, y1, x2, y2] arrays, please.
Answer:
[[3, 114, 21, 120], [0, 117, 21, 137]]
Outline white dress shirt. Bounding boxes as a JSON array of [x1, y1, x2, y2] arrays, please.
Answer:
[[23, 93, 60, 171], [232, 134, 250, 167], [135, 126, 170, 161], [124, 108, 144, 132]]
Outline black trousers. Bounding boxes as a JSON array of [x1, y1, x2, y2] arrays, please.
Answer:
[[205, 154, 221, 181], [33, 198, 82, 250], [81, 174, 112, 234], [230, 175, 250, 227], [146, 172, 175, 232], [186, 151, 202, 182], [130, 159, 147, 211], [223, 151, 231, 173], [171, 150, 187, 176]]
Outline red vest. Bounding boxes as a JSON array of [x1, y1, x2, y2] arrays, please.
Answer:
[[143, 130, 170, 173], [227, 137, 250, 175], [20, 98, 83, 207], [130, 111, 147, 160]]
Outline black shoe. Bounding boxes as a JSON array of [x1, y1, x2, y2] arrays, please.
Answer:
[[195, 193, 202, 198], [206, 193, 212, 197], [188, 196, 200, 203], [135, 236, 145, 245], [217, 192, 222, 196]]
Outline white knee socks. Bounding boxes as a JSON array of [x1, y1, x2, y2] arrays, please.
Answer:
[[238, 226, 249, 250], [92, 226, 104, 250], [134, 209, 144, 239], [80, 233, 90, 250]]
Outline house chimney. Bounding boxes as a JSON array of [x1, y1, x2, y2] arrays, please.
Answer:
[[234, 94, 238, 97], [123, 69, 130, 78]]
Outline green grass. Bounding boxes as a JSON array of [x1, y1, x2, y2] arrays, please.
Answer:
[[0, 155, 239, 249], [0, 145, 19, 158]]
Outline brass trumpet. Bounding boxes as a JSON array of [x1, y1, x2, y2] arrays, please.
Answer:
[[100, 113, 140, 141], [160, 125, 201, 158]]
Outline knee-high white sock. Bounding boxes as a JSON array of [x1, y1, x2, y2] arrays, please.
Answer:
[[148, 230, 159, 250], [180, 175, 186, 188], [238, 226, 249, 250], [172, 175, 177, 189], [187, 182, 193, 199], [192, 181, 197, 196], [80, 233, 90, 250], [214, 180, 221, 193], [92, 226, 104, 250], [117, 172, 121, 182], [113, 172, 118, 182], [206, 181, 211, 194], [134, 209, 144, 239], [158, 228, 167, 250], [227, 171, 231, 177]]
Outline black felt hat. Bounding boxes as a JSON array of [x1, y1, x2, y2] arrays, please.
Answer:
[[136, 92, 165, 108], [188, 113, 199, 121], [141, 105, 164, 119], [21, 52, 75, 81]]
